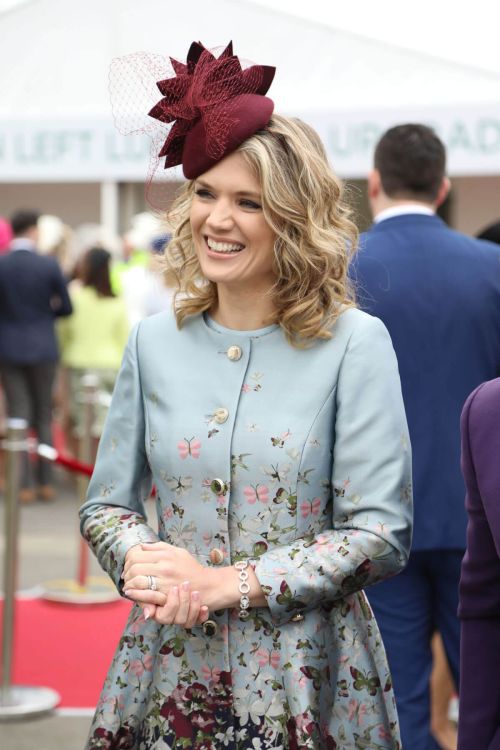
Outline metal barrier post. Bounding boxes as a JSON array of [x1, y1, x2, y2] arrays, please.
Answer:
[[0, 419, 60, 719], [76, 373, 97, 587], [41, 373, 119, 604]]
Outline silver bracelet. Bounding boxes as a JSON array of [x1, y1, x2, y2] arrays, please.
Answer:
[[235, 560, 251, 620]]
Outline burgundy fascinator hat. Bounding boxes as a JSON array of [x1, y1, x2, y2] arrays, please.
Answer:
[[109, 41, 275, 203], [148, 41, 275, 179]]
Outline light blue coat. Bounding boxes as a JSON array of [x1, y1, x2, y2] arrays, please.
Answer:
[[80, 307, 412, 750]]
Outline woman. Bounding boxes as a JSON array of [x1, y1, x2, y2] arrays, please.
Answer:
[[458, 378, 500, 749], [81, 42, 412, 749], [58, 246, 129, 443]]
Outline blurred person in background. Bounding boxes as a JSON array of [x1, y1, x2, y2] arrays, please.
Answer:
[[38, 213, 76, 277], [458, 377, 500, 749], [58, 246, 129, 453], [0, 216, 13, 254], [476, 219, 500, 245], [353, 124, 500, 749], [120, 231, 174, 325], [0, 208, 72, 502], [72, 222, 122, 292], [110, 212, 157, 295]]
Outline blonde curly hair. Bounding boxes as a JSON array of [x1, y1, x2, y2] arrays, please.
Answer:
[[163, 114, 358, 346]]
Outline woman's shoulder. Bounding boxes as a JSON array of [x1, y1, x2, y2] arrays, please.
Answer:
[[135, 307, 184, 342], [463, 378, 500, 423], [332, 306, 390, 343]]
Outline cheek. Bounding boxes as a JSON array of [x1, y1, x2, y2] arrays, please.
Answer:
[[245, 217, 275, 257], [256, 228, 276, 267], [189, 205, 204, 240]]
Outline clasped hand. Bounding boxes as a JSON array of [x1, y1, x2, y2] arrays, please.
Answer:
[[122, 541, 210, 627]]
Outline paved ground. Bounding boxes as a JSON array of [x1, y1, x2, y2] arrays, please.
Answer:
[[0, 466, 121, 750], [2, 714, 91, 750]]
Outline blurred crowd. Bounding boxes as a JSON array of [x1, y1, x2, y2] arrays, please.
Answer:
[[0, 208, 173, 502]]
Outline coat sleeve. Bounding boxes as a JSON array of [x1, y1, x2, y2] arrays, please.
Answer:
[[253, 314, 413, 626], [79, 322, 159, 592], [458, 382, 500, 750], [49, 258, 73, 317]]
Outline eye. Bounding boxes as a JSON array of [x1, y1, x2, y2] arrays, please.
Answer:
[[239, 199, 262, 210], [194, 188, 214, 199]]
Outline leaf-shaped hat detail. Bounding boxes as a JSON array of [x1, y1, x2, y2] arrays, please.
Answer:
[[148, 41, 276, 179]]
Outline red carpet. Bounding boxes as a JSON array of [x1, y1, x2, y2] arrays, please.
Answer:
[[0, 598, 131, 708]]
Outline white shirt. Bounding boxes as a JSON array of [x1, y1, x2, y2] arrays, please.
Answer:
[[10, 238, 36, 251], [374, 205, 434, 224]]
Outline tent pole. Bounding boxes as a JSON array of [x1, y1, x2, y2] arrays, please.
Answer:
[[100, 180, 119, 237]]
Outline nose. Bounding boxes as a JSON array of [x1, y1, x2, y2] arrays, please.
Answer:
[[205, 199, 234, 232]]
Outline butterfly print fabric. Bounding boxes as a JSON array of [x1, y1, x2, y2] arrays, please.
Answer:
[[80, 309, 412, 749]]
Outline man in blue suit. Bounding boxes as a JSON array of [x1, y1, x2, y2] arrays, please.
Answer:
[[0, 209, 72, 502], [354, 124, 500, 749]]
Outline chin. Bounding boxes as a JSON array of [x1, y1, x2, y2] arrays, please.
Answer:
[[197, 257, 238, 284]]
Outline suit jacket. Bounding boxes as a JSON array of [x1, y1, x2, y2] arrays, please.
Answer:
[[354, 214, 500, 550], [0, 246, 72, 363], [80, 308, 412, 748], [458, 378, 500, 750]]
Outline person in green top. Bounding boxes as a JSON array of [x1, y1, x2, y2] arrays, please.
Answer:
[[110, 212, 160, 295], [58, 247, 130, 444]]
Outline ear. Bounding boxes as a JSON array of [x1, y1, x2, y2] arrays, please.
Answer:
[[435, 176, 451, 207], [368, 169, 382, 199]]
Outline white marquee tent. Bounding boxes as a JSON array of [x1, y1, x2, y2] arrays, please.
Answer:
[[1, 0, 500, 232]]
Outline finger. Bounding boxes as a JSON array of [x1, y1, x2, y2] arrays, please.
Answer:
[[184, 590, 201, 629], [122, 555, 165, 578], [142, 604, 156, 621], [123, 564, 167, 585], [173, 581, 191, 625], [124, 573, 163, 593], [155, 586, 179, 625], [141, 542, 171, 551], [123, 588, 167, 607], [197, 605, 210, 624]]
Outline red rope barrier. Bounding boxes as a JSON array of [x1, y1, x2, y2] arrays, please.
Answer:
[[37, 444, 94, 477], [37, 443, 157, 496]]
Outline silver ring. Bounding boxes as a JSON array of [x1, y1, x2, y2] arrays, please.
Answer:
[[147, 575, 157, 591]]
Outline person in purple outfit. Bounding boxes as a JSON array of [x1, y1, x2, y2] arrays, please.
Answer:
[[458, 377, 500, 749]]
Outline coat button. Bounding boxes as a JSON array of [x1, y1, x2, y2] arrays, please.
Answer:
[[202, 619, 218, 637], [290, 612, 304, 622], [214, 407, 229, 424], [227, 345, 242, 361], [209, 548, 224, 565], [210, 478, 227, 495]]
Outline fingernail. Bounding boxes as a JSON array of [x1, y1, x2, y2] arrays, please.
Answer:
[[172, 586, 179, 595], [144, 610, 151, 621], [192, 591, 199, 600], [182, 581, 190, 592], [123, 589, 131, 597]]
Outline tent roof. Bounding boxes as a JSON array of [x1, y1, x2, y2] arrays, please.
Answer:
[[2, 0, 500, 118]]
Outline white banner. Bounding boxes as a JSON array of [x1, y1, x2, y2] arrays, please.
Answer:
[[1, 104, 500, 182], [305, 104, 500, 178], [0, 120, 152, 182]]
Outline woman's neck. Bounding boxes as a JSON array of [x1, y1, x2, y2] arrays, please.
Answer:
[[211, 283, 277, 331]]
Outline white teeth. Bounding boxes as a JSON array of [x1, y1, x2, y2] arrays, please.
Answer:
[[207, 238, 244, 253]]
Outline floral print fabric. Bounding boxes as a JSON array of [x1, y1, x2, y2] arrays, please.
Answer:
[[80, 309, 412, 749]]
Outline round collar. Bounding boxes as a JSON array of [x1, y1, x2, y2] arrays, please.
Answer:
[[203, 312, 280, 339]]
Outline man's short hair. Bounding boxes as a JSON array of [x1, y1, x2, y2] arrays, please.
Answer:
[[477, 221, 500, 246], [10, 209, 40, 237], [374, 124, 446, 203]]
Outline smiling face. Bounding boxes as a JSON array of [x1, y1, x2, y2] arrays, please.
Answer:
[[189, 151, 276, 295]]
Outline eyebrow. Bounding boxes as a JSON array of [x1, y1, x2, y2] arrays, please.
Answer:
[[196, 179, 261, 201]]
